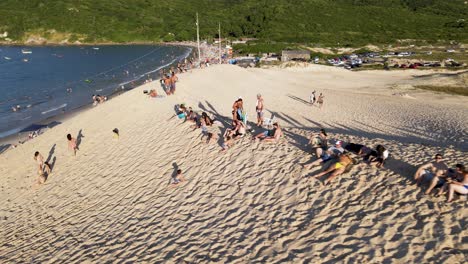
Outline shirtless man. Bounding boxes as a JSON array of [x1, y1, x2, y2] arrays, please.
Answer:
[[254, 122, 282, 143], [171, 169, 186, 186], [34, 151, 50, 184], [256, 94, 264, 126], [414, 153, 448, 186]]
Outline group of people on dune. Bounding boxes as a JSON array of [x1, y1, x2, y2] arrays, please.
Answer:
[[172, 93, 283, 154], [301, 129, 467, 201]]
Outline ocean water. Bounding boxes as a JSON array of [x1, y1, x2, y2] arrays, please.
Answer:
[[0, 45, 191, 138]]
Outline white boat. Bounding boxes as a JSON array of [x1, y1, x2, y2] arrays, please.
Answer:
[[4, 56, 11, 60], [21, 49, 32, 54], [92, 47, 100, 50]]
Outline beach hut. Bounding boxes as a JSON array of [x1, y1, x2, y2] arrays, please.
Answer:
[[281, 50, 311, 62]]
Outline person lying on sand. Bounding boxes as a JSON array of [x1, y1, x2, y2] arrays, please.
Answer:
[[171, 169, 186, 186], [34, 151, 50, 184], [225, 120, 246, 139], [446, 168, 468, 202], [310, 129, 328, 157], [305, 140, 344, 168], [221, 134, 234, 152], [67, 133, 78, 156], [203, 132, 218, 144], [311, 153, 353, 185], [364, 145, 389, 168], [414, 153, 448, 185], [253, 122, 282, 143]]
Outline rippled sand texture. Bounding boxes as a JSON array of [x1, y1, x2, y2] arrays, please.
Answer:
[[0, 65, 467, 263]]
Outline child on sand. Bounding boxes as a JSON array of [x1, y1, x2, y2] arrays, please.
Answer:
[[67, 133, 78, 156], [171, 169, 186, 186]]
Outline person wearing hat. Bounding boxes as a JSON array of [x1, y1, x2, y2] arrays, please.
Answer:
[[305, 140, 344, 168]]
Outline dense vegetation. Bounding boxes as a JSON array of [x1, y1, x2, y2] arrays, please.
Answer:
[[0, 0, 466, 46]]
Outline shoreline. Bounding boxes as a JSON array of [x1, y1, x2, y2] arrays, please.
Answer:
[[0, 44, 197, 150]]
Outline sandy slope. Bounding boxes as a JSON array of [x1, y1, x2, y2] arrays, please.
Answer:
[[0, 64, 467, 263]]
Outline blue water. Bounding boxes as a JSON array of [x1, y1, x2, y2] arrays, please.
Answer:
[[0, 45, 191, 138]]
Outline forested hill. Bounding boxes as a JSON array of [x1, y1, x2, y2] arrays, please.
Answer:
[[0, 0, 466, 45]]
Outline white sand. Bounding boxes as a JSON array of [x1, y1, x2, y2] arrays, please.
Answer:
[[0, 64, 467, 263]]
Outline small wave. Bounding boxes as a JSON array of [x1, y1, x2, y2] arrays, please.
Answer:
[[41, 103, 67, 115], [21, 116, 32, 120], [95, 89, 103, 92]]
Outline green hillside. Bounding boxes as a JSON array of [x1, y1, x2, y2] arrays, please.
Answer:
[[0, 0, 466, 45]]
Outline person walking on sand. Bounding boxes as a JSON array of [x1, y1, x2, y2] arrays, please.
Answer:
[[256, 94, 264, 127], [317, 93, 324, 109], [170, 72, 178, 94], [67, 133, 78, 156], [34, 151, 50, 184], [310, 91, 316, 105]]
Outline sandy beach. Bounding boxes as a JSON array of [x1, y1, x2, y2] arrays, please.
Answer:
[[0, 64, 467, 263]]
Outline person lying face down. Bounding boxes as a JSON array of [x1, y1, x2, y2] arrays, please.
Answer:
[[311, 153, 353, 185]]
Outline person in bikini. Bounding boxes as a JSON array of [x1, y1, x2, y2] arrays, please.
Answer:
[[311, 153, 353, 185], [446, 168, 468, 202]]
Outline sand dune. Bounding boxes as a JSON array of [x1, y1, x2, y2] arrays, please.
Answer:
[[0, 64, 467, 263]]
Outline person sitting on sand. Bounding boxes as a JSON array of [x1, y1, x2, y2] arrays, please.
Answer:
[[306, 140, 344, 168], [436, 164, 465, 196], [34, 151, 51, 184], [446, 168, 468, 202], [201, 112, 214, 126], [187, 109, 197, 123], [67, 133, 78, 156], [253, 122, 282, 143], [414, 153, 448, 185], [309, 129, 328, 157], [311, 153, 353, 185], [149, 89, 157, 98], [171, 169, 186, 186], [225, 120, 246, 139], [221, 134, 234, 152]]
